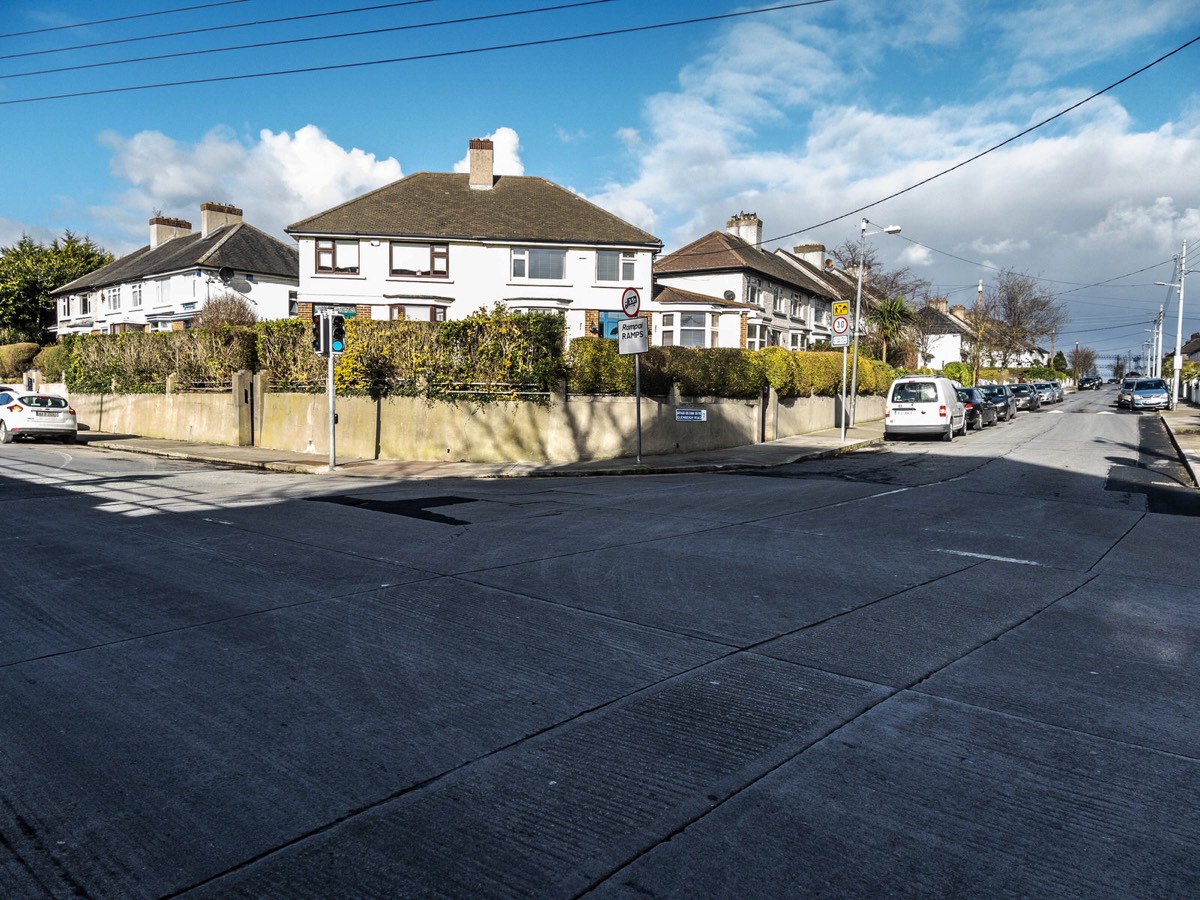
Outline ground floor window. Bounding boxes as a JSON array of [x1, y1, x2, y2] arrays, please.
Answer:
[[747, 323, 767, 350]]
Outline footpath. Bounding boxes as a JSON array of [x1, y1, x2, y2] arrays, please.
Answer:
[[78, 402, 1200, 485]]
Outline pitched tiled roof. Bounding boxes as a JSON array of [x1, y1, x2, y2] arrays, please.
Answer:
[[51, 224, 298, 295], [655, 231, 816, 289], [915, 305, 967, 335], [286, 173, 661, 248], [653, 284, 758, 310]]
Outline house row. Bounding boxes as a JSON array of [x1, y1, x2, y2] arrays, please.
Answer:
[[52, 138, 892, 352]]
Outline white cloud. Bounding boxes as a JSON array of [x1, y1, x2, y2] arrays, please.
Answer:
[[94, 125, 402, 251], [452, 126, 524, 175]]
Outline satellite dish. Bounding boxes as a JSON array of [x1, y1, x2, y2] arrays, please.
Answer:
[[723, 290, 736, 301], [217, 266, 235, 284]]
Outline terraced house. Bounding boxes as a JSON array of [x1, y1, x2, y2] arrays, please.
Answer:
[[286, 138, 662, 342]]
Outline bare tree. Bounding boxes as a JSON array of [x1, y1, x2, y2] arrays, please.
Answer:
[[828, 239, 931, 304], [193, 291, 258, 329], [986, 270, 1068, 367], [1068, 345, 1098, 380]]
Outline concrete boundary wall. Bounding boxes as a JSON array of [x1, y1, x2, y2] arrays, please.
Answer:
[[67, 376, 885, 464]]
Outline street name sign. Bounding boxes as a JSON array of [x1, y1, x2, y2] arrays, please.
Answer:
[[831, 332, 849, 347], [676, 408, 707, 422]]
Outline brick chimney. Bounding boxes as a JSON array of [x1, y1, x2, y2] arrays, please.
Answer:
[[791, 242, 826, 267], [200, 202, 243, 237], [726, 212, 763, 247], [929, 297, 949, 313], [950, 304, 967, 319], [149, 215, 192, 249], [468, 138, 494, 190]]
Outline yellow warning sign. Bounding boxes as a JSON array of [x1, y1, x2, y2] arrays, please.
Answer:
[[832, 301, 850, 317]]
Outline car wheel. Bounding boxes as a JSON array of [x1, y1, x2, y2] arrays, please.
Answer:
[[973, 414, 983, 432], [943, 426, 953, 442], [0, 422, 10, 445], [62, 432, 77, 445]]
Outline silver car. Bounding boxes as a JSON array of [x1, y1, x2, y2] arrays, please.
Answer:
[[0, 390, 78, 443], [1129, 378, 1173, 411]]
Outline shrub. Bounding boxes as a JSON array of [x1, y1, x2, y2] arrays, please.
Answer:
[[942, 360, 972, 385], [0, 342, 40, 379], [33, 343, 70, 382], [566, 336, 634, 394]]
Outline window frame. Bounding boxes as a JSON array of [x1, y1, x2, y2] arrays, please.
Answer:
[[512, 247, 567, 281], [389, 241, 449, 278], [597, 249, 637, 282], [315, 238, 361, 275]]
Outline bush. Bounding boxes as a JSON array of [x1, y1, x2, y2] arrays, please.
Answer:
[[0, 342, 40, 379], [33, 343, 70, 382], [942, 360, 972, 385], [566, 336, 634, 394]]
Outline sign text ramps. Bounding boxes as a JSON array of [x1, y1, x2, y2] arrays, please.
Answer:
[[619, 317, 649, 355]]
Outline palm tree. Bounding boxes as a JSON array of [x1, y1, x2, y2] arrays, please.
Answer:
[[866, 295, 914, 365]]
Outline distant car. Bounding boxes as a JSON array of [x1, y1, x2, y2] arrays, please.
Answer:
[[1050, 382, 1064, 402], [1009, 383, 1041, 411], [1078, 376, 1102, 390], [1129, 378, 1173, 411], [1116, 378, 1138, 408], [957, 387, 999, 430], [977, 384, 1017, 421], [0, 390, 78, 444], [1033, 382, 1057, 405]]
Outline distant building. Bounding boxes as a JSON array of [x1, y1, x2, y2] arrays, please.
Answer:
[[52, 203, 298, 335]]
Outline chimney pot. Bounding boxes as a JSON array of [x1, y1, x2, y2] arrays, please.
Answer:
[[725, 212, 763, 247], [149, 215, 192, 249], [200, 201, 243, 237]]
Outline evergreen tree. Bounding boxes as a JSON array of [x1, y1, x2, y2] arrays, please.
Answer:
[[0, 232, 113, 342]]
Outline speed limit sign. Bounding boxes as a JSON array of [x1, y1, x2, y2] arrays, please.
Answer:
[[832, 315, 849, 335]]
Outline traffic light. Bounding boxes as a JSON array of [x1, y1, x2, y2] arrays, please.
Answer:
[[311, 316, 328, 356], [330, 315, 346, 354]]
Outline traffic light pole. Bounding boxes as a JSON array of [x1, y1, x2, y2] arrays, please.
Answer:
[[327, 342, 337, 472]]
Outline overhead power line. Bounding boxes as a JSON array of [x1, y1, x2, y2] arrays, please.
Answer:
[[0, 1, 837, 105], [0, 0, 251, 41], [0, 0, 443, 62], [1, 0, 620, 80]]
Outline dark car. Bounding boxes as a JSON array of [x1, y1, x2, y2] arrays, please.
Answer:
[[1078, 375, 1102, 390], [978, 384, 1017, 421], [956, 387, 998, 431], [1009, 383, 1041, 411]]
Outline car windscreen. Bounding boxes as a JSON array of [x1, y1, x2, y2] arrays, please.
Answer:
[[1136, 380, 1167, 391]]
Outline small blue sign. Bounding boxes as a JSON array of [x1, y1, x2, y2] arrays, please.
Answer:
[[676, 408, 707, 422]]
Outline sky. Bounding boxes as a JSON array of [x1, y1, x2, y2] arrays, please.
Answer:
[[2, 0, 1199, 370]]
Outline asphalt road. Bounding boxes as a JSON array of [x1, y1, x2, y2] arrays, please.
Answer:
[[1, 387, 1197, 898]]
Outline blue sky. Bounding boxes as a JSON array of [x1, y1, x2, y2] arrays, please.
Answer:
[[2, 0, 1199, 367]]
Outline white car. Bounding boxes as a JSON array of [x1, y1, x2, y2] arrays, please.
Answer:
[[884, 375, 966, 442], [0, 390, 78, 444]]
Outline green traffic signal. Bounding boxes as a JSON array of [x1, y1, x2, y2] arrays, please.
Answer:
[[330, 315, 346, 353]]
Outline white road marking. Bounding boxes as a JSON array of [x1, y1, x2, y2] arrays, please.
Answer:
[[934, 549, 1043, 566]]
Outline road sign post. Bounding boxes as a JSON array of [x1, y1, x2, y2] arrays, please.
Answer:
[[619, 289, 645, 463]]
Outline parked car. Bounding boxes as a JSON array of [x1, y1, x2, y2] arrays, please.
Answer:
[[1009, 383, 1041, 411], [0, 390, 78, 443], [1050, 382, 1065, 402], [1078, 375, 1102, 390], [957, 387, 999, 430], [884, 375, 966, 442], [1116, 378, 1138, 408], [1128, 378, 1173, 411], [1033, 382, 1057, 405], [978, 384, 1018, 420]]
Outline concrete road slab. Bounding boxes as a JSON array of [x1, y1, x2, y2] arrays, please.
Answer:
[[588, 692, 1200, 899], [0, 578, 721, 897], [758, 562, 1088, 687], [181, 654, 889, 898], [1090, 512, 1200, 587], [469, 523, 974, 646], [915, 574, 1200, 756]]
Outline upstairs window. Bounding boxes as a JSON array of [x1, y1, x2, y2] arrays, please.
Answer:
[[746, 278, 761, 307], [512, 247, 565, 280], [131, 283, 143, 309], [106, 287, 121, 311], [316, 239, 360, 274], [390, 242, 449, 277], [597, 250, 636, 282]]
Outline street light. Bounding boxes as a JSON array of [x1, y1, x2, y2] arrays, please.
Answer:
[[1155, 239, 1191, 402], [848, 218, 901, 428]]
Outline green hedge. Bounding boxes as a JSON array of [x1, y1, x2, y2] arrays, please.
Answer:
[[0, 342, 40, 380]]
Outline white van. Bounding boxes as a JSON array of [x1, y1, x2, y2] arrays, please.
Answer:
[[884, 375, 966, 441]]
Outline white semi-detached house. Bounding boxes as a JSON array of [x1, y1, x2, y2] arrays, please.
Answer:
[[653, 214, 843, 350], [286, 138, 662, 340], [52, 203, 299, 335]]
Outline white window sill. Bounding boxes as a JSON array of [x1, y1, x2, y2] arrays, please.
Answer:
[[507, 280, 573, 287], [387, 275, 454, 284]]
